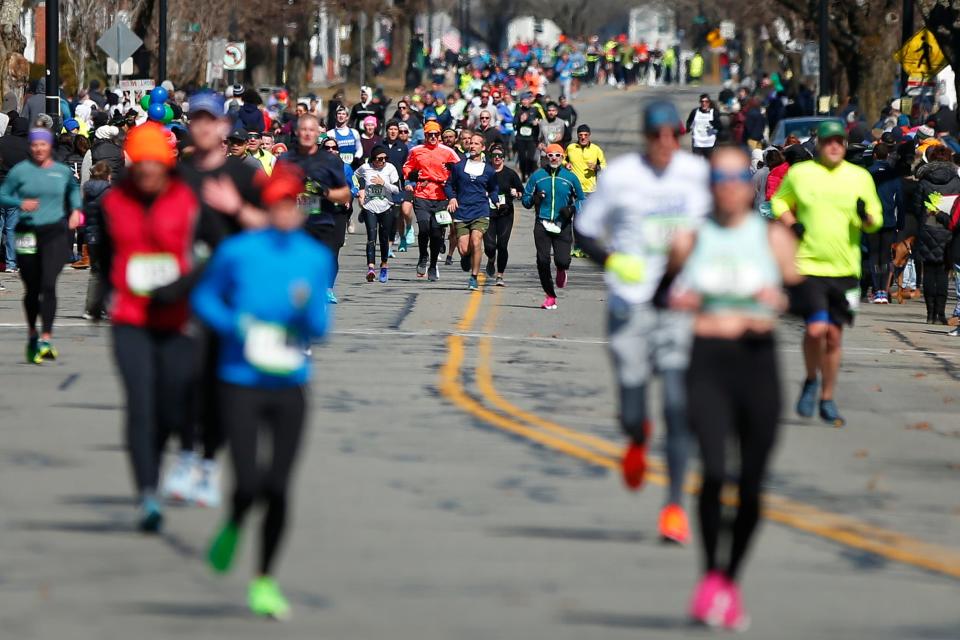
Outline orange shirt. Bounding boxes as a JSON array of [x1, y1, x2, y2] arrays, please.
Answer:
[[402, 143, 460, 200]]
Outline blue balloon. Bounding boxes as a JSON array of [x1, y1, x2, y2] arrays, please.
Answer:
[[150, 86, 169, 105], [147, 102, 166, 121]]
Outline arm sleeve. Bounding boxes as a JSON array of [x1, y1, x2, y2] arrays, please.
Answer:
[[859, 172, 883, 233], [384, 165, 400, 194], [521, 174, 537, 208], [770, 170, 797, 219], [571, 173, 585, 205], [686, 109, 696, 131], [444, 168, 457, 199], [486, 168, 499, 201], [190, 246, 241, 337], [402, 150, 415, 179], [597, 147, 606, 169], [0, 165, 20, 207]]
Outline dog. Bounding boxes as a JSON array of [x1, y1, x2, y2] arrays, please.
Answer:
[[889, 236, 922, 304]]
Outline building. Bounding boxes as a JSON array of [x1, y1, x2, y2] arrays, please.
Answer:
[[628, 4, 677, 48]]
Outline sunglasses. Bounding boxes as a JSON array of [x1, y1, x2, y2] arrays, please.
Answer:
[[480, 117, 490, 120], [374, 155, 387, 161], [710, 169, 752, 184], [323, 145, 339, 151], [546, 153, 563, 159], [425, 132, 440, 137], [578, 132, 590, 136], [491, 153, 504, 158], [399, 105, 409, 110]]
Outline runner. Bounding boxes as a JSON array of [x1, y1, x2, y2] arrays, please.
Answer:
[[355, 144, 401, 282], [445, 132, 499, 290], [246, 131, 276, 175], [565, 124, 606, 257], [0, 127, 82, 363], [770, 120, 881, 426], [98, 123, 203, 531], [484, 144, 523, 285], [686, 94, 721, 158], [521, 143, 584, 309], [402, 120, 460, 281], [330, 105, 364, 167], [576, 101, 711, 544], [667, 144, 799, 630], [193, 162, 335, 620]]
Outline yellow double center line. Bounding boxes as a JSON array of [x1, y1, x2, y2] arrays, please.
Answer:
[[439, 278, 960, 581]]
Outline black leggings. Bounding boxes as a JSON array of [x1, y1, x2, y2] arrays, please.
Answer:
[[922, 262, 948, 318], [866, 228, 897, 292], [483, 211, 514, 274], [363, 207, 398, 265], [17, 221, 69, 335], [221, 383, 306, 576], [687, 335, 780, 581], [305, 218, 346, 288], [112, 324, 196, 496], [413, 197, 448, 267], [197, 326, 222, 461], [533, 220, 572, 297]]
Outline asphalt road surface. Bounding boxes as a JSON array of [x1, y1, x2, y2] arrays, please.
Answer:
[[0, 84, 958, 639]]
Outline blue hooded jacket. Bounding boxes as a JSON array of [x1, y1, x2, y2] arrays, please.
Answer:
[[444, 156, 499, 221], [522, 165, 584, 222], [868, 159, 903, 230]]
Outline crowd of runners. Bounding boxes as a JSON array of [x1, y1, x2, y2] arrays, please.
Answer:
[[0, 36, 939, 628]]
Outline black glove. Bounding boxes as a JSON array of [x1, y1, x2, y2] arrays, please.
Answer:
[[856, 197, 867, 224], [533, 190, 546, 206], [559, 205, 576, 222], [791, 222, 806, 240]]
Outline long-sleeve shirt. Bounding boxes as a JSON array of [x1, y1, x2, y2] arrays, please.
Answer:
[[402, 143, 460, 200], [191, 228, 335, 388], [444, 157, 499, 221], [522, 166, 584, 222], [354, 163, 400, 214], [0, 160, 81, 226]]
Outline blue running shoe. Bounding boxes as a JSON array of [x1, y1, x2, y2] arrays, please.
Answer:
[[326, 289, 339, 304], [796, 379, 818, 417], [819, 400, 846, 427], [139, 495, 164, 533], [467, 275, 479, 291], [379, 267, 388, 283]]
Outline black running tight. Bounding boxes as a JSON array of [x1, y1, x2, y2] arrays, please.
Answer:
[[17, 221, 69, 335], [220, 383, 306, 576], [484, 211, 514, 274], [687, 335, 780, 581], [363, 207, 398, 265], [533, 220, 572, 297]]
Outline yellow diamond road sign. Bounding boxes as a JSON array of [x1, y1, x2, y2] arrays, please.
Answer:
[[894, 29, 947, 78]]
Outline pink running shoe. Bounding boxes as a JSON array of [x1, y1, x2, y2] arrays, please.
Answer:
[[541, 296, 558, 310], [722, 579, 751, 632], [555, 268, 568, 289], [689, 571, 729, 627]]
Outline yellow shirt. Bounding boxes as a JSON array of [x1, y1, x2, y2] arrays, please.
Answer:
[[771, 159, 882, 277], [565, 142, 606, 193]]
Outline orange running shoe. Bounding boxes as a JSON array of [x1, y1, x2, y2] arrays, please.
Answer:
[[621, 420, 652, 491], [659, 503, 690, 545]]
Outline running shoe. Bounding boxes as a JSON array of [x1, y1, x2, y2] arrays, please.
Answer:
[[795, 378, 818, 418], [160, 451, 196, 503], [26, 338, 42, 364], [486, 258, 496, 277], [571, 247, 585, 258], [397, 237, 408, 253], [417, 258, 428, 277], [495, 276, 505, 287], [467, 275, 479, 291], [721, 579, 751, 631], [621, 442, 646, 490], [249, 576, 291, 620], [555, 268, 567, 289], [388, 248, 396, 258], [444, 254, 454, 266], [428, 266, 440, 282], [948, 326, 960, 337], [193, 459, 222, 508], [541, 296, 558, 310], [139, 495, 163, 533], [689, 570, 729, 627], [405, 226, 415, 246], [326, 289, 338, 304], [4, 267, 17, 273], [347, 221, 355, 234], [379, 267, 389, 283], [460, 254, 471, 272], [366, 267, 376, 282], [37, 339, 57, 361], [208, 522, 240, 573], [658, 503, 690, 545], [0, 281, 4, 291], [819, 399, 846, 427]]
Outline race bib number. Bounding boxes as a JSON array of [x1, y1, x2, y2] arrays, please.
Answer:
[[126, 253, 180, 296], [540, 219, 562, 234], [497, 194, 506, 206], [845, 287, 861, 314], [548, 131, 561, 142], [366, 184, 386, 199], [297, 194, 322, 215], [644, 216, 687, 253], [519, 126, 533, 137], [243, 322, 306, 375], [341, 152, 355, 164], [435, 210, 453, 225], [14, 232, 37, 255]]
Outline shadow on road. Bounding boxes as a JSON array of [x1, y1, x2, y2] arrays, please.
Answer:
[[560, 609, 694, 631], [491, 525, 647, 544]]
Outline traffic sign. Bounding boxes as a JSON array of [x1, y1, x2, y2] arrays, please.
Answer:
[[894, 29, 947, 78], [223, 42, 246, 71], [97, 22, 143, 65], [801, 42, 819, 77], [719, 21, 735, 40], [106, 57, 134, 76]]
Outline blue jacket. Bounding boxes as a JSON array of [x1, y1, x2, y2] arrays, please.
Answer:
[[868, 159, 902, 230], [522, 166, 585, 222], [191, 228, 334, 388], [444, 157, 499, 221]]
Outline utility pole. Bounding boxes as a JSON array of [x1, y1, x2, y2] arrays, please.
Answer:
[[45, 0, 60, 126], [900, 0, 914, 94], [228, 8, 238, 85], [818, 0, 830, 113], [426, 0, 433, 63], [359, 12, 366, 88], [158, 0, 168, 82]]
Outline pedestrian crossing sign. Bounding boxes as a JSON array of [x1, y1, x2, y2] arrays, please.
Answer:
[[894, 29, 947, 78]]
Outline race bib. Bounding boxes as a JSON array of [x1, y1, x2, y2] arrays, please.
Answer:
[[243, 322, 306, 375], [845, 287, 861, 314], [126, 253, 180, 296], [366, 184, 386, 199], [435, 210, 453, 225], [519, 126, 533, 136], [14, 232, 37, 255], [341, 152, 355, 164], [297, 194, 322, 215], [540, 219, 562, 234], [644, 216, 688, 253]]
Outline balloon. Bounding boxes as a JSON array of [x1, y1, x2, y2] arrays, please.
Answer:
[[150, 86, 169, 105], [139, 94, 151, 110], [162, 104, 174, 124], [147, 102, 166, 122]]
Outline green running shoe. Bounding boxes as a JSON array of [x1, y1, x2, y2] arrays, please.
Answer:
[[37, 339, 57, 361], [248, 576, 291, 620], [207, 522, 240, 574], [26, 338, 42, 364]]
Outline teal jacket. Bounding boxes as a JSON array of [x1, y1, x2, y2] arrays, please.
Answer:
[[522, 165, 584, 222]]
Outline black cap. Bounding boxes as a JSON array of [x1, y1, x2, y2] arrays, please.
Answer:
[[577, 124, 591, 134], [370, 144, 388, 158], [227, 126, 248, 141]]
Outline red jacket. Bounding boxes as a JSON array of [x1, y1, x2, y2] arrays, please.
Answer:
[[102, 179, 200, 332], [403, 143, 460, 200], [765, 163, 790, 201]]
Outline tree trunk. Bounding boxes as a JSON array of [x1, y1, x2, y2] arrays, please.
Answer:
[[851, 29, 901, 124], [0, 0, 27, 100]]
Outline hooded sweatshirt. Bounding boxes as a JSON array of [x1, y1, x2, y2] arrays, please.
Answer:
[[237, 102, 265, 133], [0, 117, 30, 182]]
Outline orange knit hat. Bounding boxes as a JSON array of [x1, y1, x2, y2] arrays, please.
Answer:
[[124, 122, 175, 167]]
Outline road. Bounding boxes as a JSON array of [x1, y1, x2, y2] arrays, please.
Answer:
[[0, 84, 958, 639]]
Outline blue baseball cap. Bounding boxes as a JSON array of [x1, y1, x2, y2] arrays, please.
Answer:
[[63, 118, 79, 131], [188, 91, 225, 117], [643, 100, 681, 134]]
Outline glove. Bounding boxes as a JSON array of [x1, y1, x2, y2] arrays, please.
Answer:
[[925, 192, 943, 213], [559, 205, 576, 222], [533, 190, 546, 206], [791, 222, 806, 240], [605, 253, 646, 284], [856, 197, 868, 223]]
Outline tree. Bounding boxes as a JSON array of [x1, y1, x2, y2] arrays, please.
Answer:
[[0, 0, 28, 99]]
